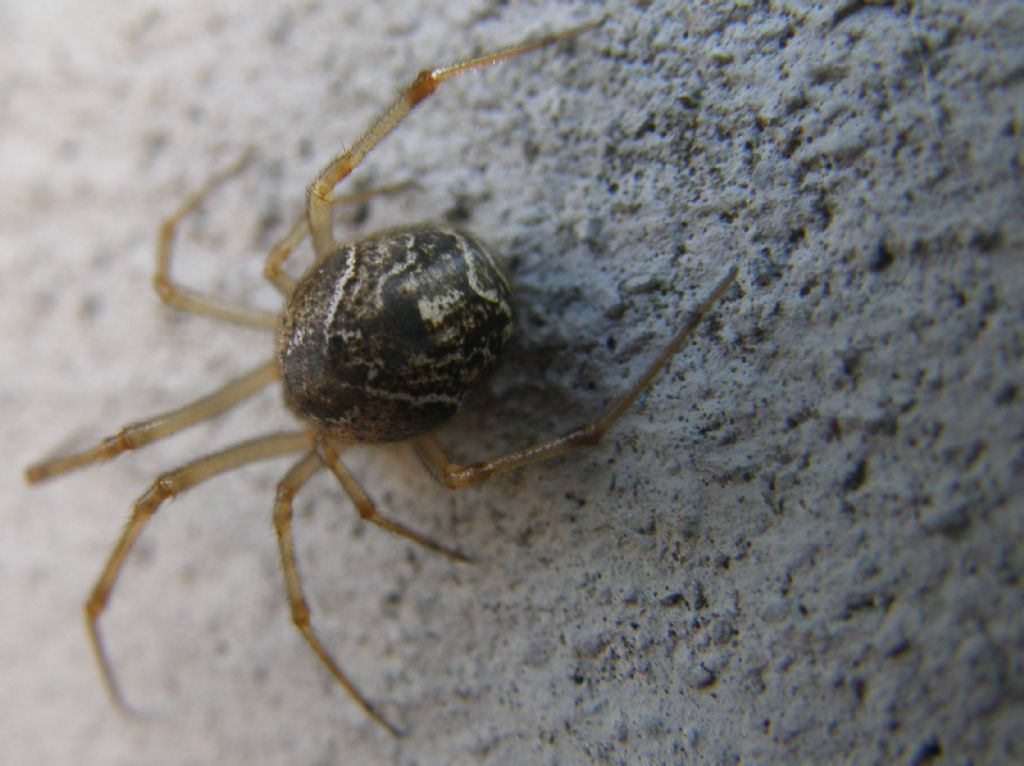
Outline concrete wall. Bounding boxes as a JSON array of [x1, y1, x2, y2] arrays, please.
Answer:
[[4, 1, 1020, 764]]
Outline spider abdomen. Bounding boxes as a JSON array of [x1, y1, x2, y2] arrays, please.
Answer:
[[276, 225, 514, 442]]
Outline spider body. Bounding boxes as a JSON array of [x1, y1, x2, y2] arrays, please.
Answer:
[[25, 20, 738, 737], [277, 225, 514, 442]]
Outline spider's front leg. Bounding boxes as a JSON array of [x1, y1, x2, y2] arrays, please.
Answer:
[[263, 180, 415, 296], [305, 19, 602, 259]]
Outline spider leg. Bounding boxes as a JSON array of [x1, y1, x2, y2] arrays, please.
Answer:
[[25, 359, 279, 483], [273, 449, 404, 737], [319, 437, 469, 562], [263, 180, 415, 296], [84, 430, 315, 714], [154, 150, 279, 330], [413, 268, 738, 488], [306, 19, 602, 258]]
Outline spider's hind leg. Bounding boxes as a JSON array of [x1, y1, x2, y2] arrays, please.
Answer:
[[320, 437, 469, 562], [272, 448, 405, 737], [414, 267, 738, 488], [84, 430, 315, 714]]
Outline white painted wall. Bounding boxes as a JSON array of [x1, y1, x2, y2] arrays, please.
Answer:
[[3, 1, 1020, 763]]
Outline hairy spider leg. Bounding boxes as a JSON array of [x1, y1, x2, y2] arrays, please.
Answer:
[[413, 267, 738, 487], [24, 360, 280, 483], [320, 437, 469, 562], [157, 146, 414, 303], [306, 19, 602, 258], [83, 431, 316, 714], [154, 149, 278, 330], [263, 181, 415, 296], [273, 449, 409, 736]]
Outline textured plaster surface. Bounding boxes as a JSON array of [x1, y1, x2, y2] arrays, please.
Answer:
[[2, 1, 1022, 765]]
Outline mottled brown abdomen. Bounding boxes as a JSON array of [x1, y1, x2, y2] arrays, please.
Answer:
[[276, 225, 514, 442]]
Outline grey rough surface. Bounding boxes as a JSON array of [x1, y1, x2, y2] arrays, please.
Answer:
[[2, 1, 1022, 765]]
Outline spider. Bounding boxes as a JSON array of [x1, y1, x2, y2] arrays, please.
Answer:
[[25, 19, 737, 736]]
